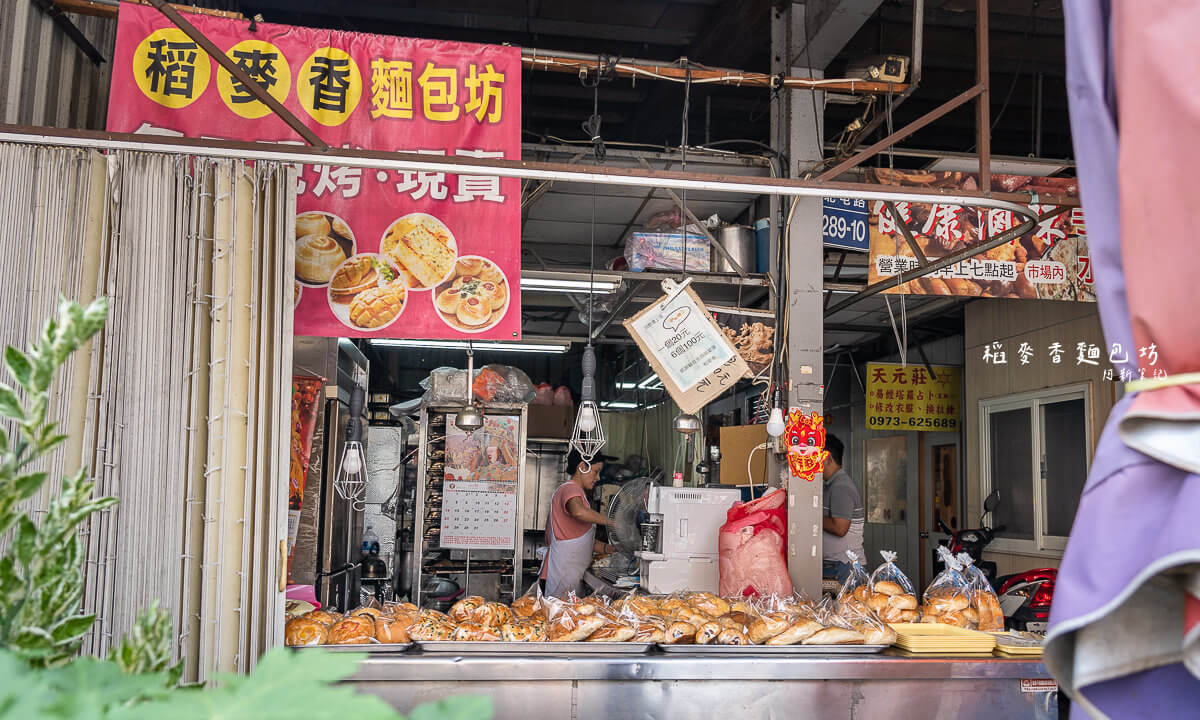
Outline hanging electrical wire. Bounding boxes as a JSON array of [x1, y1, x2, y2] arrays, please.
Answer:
[[579, 54, 617, 163]]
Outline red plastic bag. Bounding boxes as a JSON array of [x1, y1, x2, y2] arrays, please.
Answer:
[[718, 488, 792, 598], [532, 383, 555, 406]]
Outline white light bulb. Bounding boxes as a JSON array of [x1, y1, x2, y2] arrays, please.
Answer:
[[578, 406, 597, 433], [343, 451, 362, 475], [766, 407, 786, 438]]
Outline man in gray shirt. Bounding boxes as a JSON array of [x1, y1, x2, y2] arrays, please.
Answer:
[[822, 434, 866, 583]]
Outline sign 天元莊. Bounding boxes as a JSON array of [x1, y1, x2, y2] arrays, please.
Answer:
[[865, 362, 961, 432], [624, 286, 750, 415], [822, 197, 870, 252], [106, 4, 521, 340]]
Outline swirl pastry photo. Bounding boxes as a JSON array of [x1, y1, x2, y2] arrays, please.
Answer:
[[432, 255, 510, 333], [380, 213, 458, 290], [326, 253, 407, 331], [294, 211, 355, 286]]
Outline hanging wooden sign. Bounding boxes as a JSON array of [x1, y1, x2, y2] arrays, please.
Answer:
[[623, 281, 751, 415]]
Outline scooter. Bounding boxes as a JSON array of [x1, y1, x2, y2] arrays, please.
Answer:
[[932, 490, 1004, 588], [995, 568, 1057, 632]]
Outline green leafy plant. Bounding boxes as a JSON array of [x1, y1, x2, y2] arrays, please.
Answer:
[[0, 297, 113, 667], [0, 298, 492, 720]]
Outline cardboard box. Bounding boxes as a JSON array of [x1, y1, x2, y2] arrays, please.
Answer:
[[719, 424, 769, 485], [527, 405, 575, 439]]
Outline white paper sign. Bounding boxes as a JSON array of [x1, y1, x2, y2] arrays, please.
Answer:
[[628, 288, 736, 390]]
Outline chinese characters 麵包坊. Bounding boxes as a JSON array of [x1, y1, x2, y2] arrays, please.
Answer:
[[980, 341, 1166, 381]]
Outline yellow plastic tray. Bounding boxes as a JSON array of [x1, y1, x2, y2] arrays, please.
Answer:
[[990, 630, 1044, 657], [888, 623, 998, 654]]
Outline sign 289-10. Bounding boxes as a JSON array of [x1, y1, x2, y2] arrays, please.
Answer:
[[868, 415, 958, 430]]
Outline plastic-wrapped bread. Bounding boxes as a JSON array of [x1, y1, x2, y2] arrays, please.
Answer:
[[664, 621, 697, 644], [716, 628, 751, 645], [285, 617, 329, 646], [548, 613, 606, 642], [374, 615, 411, 643], [449, 596, 486, 623], [802, 627, 866, 645], [632, 620, 667, 643], [471, 601, 515, 629], [867, 594, 890, 614], [747, 611, 792, 644], [586, 623, 637, 642], [873, 581, 905, 597], [328, 615, 376, 644], [510, 594, 541, 619], [765, 618, 824, 645], [694, 621, 723, 645], [407, 610, 457, 641], [303, 609, 342, 627], [450, 621, 501, 642], [856, 622, 898, 646], [686, 592, 731, 618]]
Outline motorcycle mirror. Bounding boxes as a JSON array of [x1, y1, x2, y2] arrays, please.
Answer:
[[983, 489, 1000, 513]]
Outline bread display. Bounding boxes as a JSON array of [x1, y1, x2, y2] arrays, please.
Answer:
[[296, 212, 332, 238], [285, 591, 897, 649], [381, 213, 457, 289]]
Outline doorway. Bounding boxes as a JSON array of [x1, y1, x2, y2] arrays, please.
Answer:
[[919, 431, 961, 588]]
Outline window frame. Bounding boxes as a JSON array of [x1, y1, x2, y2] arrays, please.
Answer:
[[979, 382, 1092, 556]]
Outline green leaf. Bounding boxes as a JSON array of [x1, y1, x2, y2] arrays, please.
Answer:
[[13, 515, 36, 567], [0, 650, 56, 720], [110, 648, 402, 720], [81, 297, 108, 339], [13, 471, 47, 501], [48, 615, 95, 645], [3, 348, 31, 390], [40, 656, 173, 720], [409, 696, 493, 720], [0, 385, 24, 423]]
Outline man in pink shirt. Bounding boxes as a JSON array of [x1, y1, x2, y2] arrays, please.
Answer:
[[539, 449, 617, 598]]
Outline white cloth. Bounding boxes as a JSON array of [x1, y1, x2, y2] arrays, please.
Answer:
[[541, 484, 596, 599]]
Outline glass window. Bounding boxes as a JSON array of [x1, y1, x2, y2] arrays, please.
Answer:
[[981, 387, 1090, 553], [989, 407, 1034, 541], [1042, 398, 1087, 537]]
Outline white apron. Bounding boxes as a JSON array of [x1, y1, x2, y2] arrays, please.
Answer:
[[541, 484, 595, 599]]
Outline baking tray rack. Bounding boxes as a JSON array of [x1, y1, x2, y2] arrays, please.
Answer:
[[656, 643, 890, 655], [416, 641, 653, 654], [293, 641, 413, 653]]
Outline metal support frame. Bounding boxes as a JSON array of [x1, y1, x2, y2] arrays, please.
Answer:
[[634, 156, 748, 277], [145, 0, 329, 150], [589, 281, 646, 340], [0, 125, 1074, 212], [815, 84, 984, 181], [824, 206, 1069, 315], [976, 0, 992, 192]]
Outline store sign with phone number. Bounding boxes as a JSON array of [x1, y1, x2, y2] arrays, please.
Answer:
[[106, 4, 521, 340], [865, 362, 961, 431]]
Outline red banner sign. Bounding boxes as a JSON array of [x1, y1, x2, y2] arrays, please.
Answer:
[[107, 4, 521, 339]]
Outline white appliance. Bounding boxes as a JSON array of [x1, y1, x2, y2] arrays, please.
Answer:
[[635, 485, 740, 594]]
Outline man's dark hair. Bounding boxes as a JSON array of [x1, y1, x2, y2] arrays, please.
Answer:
[[825, 434, 845, 466]]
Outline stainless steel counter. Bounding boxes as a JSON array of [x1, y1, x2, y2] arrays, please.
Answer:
[[351, 651, 1060, 719]]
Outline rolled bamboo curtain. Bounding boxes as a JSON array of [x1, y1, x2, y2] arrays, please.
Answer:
[[0, 142, 294, 683]]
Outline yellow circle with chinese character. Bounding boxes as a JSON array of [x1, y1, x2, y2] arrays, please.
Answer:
[[132, 28, 212, 109], [296, 47, 361, 126], [216, 39, 292, 119]]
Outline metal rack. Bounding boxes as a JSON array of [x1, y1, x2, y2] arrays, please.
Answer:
[[411, 404, 528, 606]]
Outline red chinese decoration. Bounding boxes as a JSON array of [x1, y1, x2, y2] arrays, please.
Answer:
[[785, 410, 828, 482]]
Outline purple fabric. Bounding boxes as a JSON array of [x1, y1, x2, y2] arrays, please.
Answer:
[[1079, 664, 1200, 719], [1049, 1, 1200, 716]]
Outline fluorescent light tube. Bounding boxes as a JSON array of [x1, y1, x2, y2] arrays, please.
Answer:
[[521, 270, 622, 294], [601, 401, 640, 409], [370, 339, 571, 353]]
